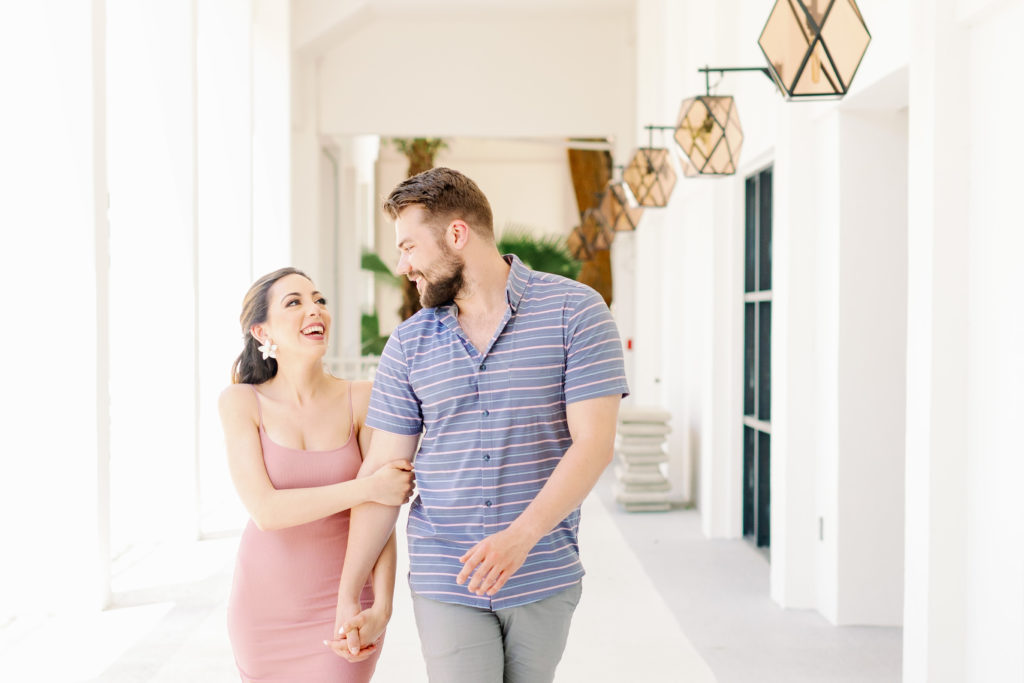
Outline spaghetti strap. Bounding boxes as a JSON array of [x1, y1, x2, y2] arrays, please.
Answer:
[[249, 384, 264, 429], [347, 381, 355, 439]]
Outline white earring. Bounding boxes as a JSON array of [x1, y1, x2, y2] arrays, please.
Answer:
[[257, 338, 278, 360]]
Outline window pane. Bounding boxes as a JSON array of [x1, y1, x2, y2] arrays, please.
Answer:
[[758, 301, 771, 421], [744, 302, 756, 415], [743, 426, 755, 537], [757, 431, 771, 548], [745, 177, 756, 292], [759, 168, 773, 291]]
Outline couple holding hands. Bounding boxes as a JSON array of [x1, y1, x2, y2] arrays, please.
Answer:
[[219, 167, 629, 682]]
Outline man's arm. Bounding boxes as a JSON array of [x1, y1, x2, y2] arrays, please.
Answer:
[[456, 393, 620, 595], [334, 429, 419, 655]]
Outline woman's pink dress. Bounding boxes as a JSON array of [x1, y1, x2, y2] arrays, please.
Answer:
[[227, 385, 380, 682]]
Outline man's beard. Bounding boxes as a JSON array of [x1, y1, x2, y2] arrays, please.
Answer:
[[416, 248, 465, 309]]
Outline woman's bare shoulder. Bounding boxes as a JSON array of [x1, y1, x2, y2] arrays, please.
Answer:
[[218, 383, 258, 414]]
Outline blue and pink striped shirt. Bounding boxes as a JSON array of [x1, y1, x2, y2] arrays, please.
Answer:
[[365, 255, 629, 609]]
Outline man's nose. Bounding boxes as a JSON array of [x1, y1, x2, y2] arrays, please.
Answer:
[[396, 253, 411, 275]]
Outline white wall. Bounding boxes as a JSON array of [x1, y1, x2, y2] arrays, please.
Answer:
[[316, 9, 635, 141]]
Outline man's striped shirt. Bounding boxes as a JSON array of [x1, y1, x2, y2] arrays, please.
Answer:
[[365, 255, 629, 609]]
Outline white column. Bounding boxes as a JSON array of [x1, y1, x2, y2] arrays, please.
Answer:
[[834, 107, 908, 626], [196, 0, 256, 534], [0, 0, 110, 612], [252, 0, 291, 273], [961, 1, 1024, 679], [291, 51, 320, 278], [903, 0, 970, 678], [105, 0, 198, 549], [769, 103, 834, 610]]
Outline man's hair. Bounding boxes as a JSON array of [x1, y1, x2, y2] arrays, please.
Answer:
[[382, 167, 494, 241]]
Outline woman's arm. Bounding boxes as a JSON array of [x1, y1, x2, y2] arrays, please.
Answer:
[[330, 529, 398, 660], [218, 384, 413, 531]]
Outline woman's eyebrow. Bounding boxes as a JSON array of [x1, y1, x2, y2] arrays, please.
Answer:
[[279, 291, 301, 302]]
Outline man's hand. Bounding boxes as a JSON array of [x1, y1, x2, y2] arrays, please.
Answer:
[[328, 604, 389, 662], [327, 599, 374, 661], [456, 525, 538, 596]]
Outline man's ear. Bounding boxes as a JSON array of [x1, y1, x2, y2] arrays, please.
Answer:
[[447, 220, 470, 250]]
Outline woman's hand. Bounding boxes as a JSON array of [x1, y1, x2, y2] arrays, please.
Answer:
[[366, 460, 414, 506], [326, 601, 388, 662]]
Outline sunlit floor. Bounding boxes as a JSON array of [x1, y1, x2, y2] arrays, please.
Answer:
[[1, 471, 900, 683]]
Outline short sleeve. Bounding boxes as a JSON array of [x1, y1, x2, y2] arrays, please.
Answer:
[[365, 330, 423, 435], [564, 288, 630, 404]]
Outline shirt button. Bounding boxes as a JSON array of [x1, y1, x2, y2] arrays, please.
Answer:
[[483, 454, 490, 461], [482, 410, 489, 417], [480, 363, 486, 370], [485, 500, 492, 507]]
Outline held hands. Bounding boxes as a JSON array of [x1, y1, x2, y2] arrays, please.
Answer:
[[367, 460, 415, 506], [456, 525, 538, 597], [327, 600, 388, 662]]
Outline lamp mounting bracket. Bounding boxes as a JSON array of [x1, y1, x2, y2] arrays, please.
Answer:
[[641, 125, 675, 150], [698, 66, 776, 95]]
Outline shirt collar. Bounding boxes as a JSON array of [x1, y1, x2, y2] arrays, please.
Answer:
[[431, 253, 531, 320], [503, 254, 530, 313]]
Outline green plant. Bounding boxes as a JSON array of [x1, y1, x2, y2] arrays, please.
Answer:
[[498, 226, 581, 280], [360, 250, 401, 356], [361, 312, 388, 356]]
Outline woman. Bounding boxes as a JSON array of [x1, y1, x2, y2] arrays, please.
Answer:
[[219, 267, 414, 682]]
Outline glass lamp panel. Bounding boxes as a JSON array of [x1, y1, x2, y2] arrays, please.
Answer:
[[792, 40, 842, 96], [759, 0, 814, 94], [820, 0, 870, 86], [707, 138, 735, 175], [674, 97, 712, 167]]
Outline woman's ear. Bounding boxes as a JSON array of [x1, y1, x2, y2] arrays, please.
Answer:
[[250, 324, 267, 344]]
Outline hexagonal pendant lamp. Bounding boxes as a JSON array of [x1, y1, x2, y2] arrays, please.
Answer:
[[674, 94, 744, 176], [597, 179, 644, 232], [623, 143, 677, 207], [758, 0, 871, 99]]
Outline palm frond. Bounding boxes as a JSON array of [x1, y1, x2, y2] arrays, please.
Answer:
[[361, 250, 403, 289], [498, 226, 581, 280]]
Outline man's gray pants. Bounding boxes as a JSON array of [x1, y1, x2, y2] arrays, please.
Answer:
[[411, 581, 583, 683]]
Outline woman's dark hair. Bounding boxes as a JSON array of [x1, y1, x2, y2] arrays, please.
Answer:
[[231, 267, 312, 385]]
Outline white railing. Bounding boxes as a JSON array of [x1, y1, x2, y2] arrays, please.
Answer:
[[326, 356, 380, 381]]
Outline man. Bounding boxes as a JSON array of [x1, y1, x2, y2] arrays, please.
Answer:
[[333, 167, 628, 682]]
